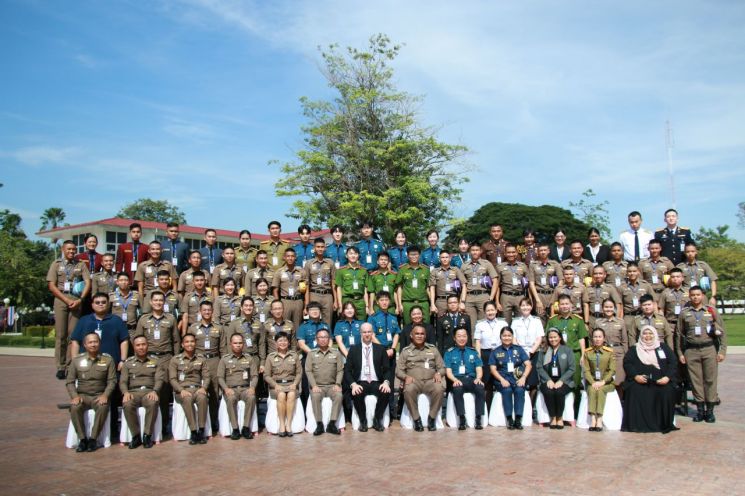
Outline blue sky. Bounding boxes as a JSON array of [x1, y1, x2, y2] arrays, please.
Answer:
[[2, 0, 744, 242]]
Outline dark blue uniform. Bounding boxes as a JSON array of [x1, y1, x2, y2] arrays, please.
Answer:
[[199, 246, 223, 274], [367, 310, 400, 348], [444, 345, 485, 418], [324, 242, 348, 269], [489, 344, 530, 420], [356, 238, 385, 271], [451, 252, 471, 268], [293, 242, 315, 268], [421, 247, 441, 271], [333, 318, 363, 349], [387, 246, 408, 271]]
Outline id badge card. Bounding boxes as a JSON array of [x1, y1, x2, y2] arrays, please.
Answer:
[[511, 276, 518, 286], [316, 275, 322, 285], [209, 264, 215, 274], [302, 260, 307, 268], [632, 297, 639, 307], [80, 359, 88, 368], [458, 364, 466, 375], [364, 365, 371, 375], [472, 276, 478, 286], [383, 284, 389, 292], [121, 313, 127, 321], [562, 332, 568, 343], [153, 277, 157, 287], [674, 305, 681, 315], [694, 325, 702, 336], [652, 274, 659, 284], [412, 278, 418, 288], [172, 257, 178, 266], [335, 261, 340, 269], [197, 314, 202, 322], [154, 329, 161, 340], [130, 262, 138, 272], [349, 336, 355, 345], [615, 277, 621, 286], [386, 332, 392, 342], [246, 338, 252, 347], [242, 370, 248, 380], [288, 287, 295, 297], [272, 256, 278, 266], [507, 362, 515, 373], [594, 303, 601, 313], [63, 281, 71, 292], [243, 264, 248, 272], [178, 372, 185, 381], [595, 370, 601, 380], [424, 360, 430, 369], [164, 303, 170, 312], [366, 254, 372, 264], [540, 276, 547, 286], [204, 338, 211, 349], [496, 256, 502, 265], [352, 280, 359, 290], [551, 366, 559, 376], [574, 275, 580, 284], [657, 348, 666, 359], [230, 314, 236, 321], [259, 313, 266, 323]]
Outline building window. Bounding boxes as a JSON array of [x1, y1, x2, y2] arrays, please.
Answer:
[[72, 233, 93, 254], [105, 231, 128, 253], [184, 238, 204, 251]]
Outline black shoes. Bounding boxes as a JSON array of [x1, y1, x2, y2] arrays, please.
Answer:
[[507, 417, 515, 430], [705, 403, 716, 423], [514, 416, 523, 430], [76, 439, 88, 452], [198, 428, 208, 444], [189, 430, 198, 445], [358, 420, 368, 432], [241, 427, 254, 439], [427, 416, 437, 432], [475, 416, 483, 430], [693, 403, 705, 422], [86, 439, 97, 452], [56, 370, 66, 380], [230, 429, 241, 440], [372, 417, 384, 432], [143, 434, 154, 449], [327, 422, 340, 435], [129, 434, 142, 449], [413, 419, 424, 432], [314, 422, 325, 436], [278, 431, 287, 438]]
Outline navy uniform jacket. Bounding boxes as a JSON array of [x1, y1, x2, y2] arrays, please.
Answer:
[[161, 239, 189, 273], [654, 227, 693, 265], [199, 246, 223, 273], [444, 346, 482, 379]]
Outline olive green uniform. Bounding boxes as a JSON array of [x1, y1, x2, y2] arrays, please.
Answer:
[[169, 352, 209, 431], [120, 355, 164, 437], [335, 264, 368, 320], [367, 269, 398, 314], [66, 353, 116, 441], [582, 346, 616, 414], [396, 343, 446, 421], [593, 316, 628, 384], [676, 306, 727, 403], [48, 258, 90, 371], [217, 352, 259, 430], [545, 314, 588, 389], [259, 239, 291, 271], [235, 246, 258, 273], [396, 264, 431, 325], [305, 348, 345, 421], [304, 257, 336, 327]]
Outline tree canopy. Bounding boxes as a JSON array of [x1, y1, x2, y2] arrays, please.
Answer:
[[444, 202, 592, 249], [273, 34, 468, 244], [116, 199, 186, 225], [568, 189, 611, 241]]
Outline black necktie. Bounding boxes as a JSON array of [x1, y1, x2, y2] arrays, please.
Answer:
[[634, 231, 640, 261]]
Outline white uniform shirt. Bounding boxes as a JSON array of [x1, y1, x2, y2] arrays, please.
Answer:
[[473, 318, 509, 351]]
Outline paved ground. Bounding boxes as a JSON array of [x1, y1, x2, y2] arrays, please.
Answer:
[[0, 355, 743, 496]]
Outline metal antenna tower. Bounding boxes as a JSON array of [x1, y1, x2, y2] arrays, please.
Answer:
[[666, 120, 676, 209]]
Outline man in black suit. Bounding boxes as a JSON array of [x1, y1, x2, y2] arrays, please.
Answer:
[[435, 295, 472, 356], [160, 222, 189, 274], [344, 322, 392, 432]]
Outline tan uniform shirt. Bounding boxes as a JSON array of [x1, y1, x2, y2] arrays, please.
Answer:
[[396, 343, 445, 381], [134, 313, 179, 355], [461, 260, 498, 294], [528, 260, 563, 292], [271, 265, 306, 298], [91, 270, 117, 296], [253, 295, 274, 325], [134, 260, 177, 292], [633, 313, 673, 347], [496, 261, 528, 293], [264, 351, 302, 388], [639, 257, 674, 293], [141, 289, 180, 317], [210, 263, 245, 294], [583, 284, 621, 314], [214, 294, 241, 325], [551, 283, 585, 313], [47, 259, 90, 299], [304, 258, 336, 292], [429, 266, 467, 299], [593, 317, 628, 353], [188, 321, 224, 357], [179, 291, 212, 326], [619, 280, 655, 313], [677, 261, 718, 288], [243, 266, 275, 297], [602, 261, 628, 287], [481, 239, 507, 266], [169, 353, 209, 392], [304, 348, 344, 387], [659, 287, 689, 322], [224, 316, 263, 357], [66, 353, 116, 398], [262, 319, 296, 360], [561, 258, 594, 284], [177, 267, 205, 294], [676, 306, 727, 357], [120, 355, 164, 392], [109, 290, 140, 328], [259, 240, 291, 271], [235, 246, 258, 272], [217, 353, 259, 389]]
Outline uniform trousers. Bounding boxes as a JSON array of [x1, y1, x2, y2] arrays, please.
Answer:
[[685, 345, 718, 403], [311, 384, 343, 421], [175, 387, 208, 431], [450, 376, 485, 417], [224, 386, 256, 429], [123, 389, 158, 436], [403, 378, 444, 421], [70, 394, 109, 440]]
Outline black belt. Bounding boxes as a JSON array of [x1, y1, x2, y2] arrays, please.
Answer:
[[403, 300, 426, 304], [538, 289, 554, 295], [611, 343, 623, 347], [276, 379, 293, 384], [311, 289, 332, 295], [148, 351, 171, 357], [130, 386, 154, 391], [592, 313, 603, 318], [501, 291, 523, 296], [283, 295, 303, 300], [203, 352, 219, 359], [626, 310, 641, 316], [685, 341, 715, 350], [183, 385, 200, 389], [654, 288, 664, 293], [468, 290, 488, 295]]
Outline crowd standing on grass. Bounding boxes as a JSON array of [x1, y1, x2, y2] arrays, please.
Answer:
[[48, 208, 726, 451]]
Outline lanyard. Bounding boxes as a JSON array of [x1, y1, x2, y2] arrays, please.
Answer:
[[692, 309, 704, 326], [132, 243, 139, 261], [452, 314, 459, 328], [151, 316, 162, 335], [63, 260, 75, 281], [88, 252, 95, 272], [116, 289, 133, 312], [208, 247, 214, 266], [595, 350, 601, 373], [460, 348, 466, 368], [551, 349, 559, 366]]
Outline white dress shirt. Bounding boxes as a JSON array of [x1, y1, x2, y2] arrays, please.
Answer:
[[511, 315, 544, 355], [473, 318, 509, 351], [358, 343, 378, 382], [619, 228, 653, 261]]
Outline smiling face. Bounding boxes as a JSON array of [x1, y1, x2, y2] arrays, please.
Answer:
[[641, 327, 656, 344], [592, 329, 605, 347], [500, 329, 513, 347]]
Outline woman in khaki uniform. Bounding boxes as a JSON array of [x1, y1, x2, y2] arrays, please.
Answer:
[[593, 298, 628, 391], [264, 332, 302, 437], [582, 328, 616, 431]]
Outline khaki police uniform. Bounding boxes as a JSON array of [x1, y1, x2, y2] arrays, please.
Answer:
[[677, 261, 718, 290], [141, 289, 180, 318], [272, 265, 306, 331], [264, 350, 302, 397], [214, 294, 241, 325], [243, 266, 275, 297], [561, 258, 594, 286], [134, 260, 177, 294], [481, 239, 507, 267], [189, 321, 224, 427], [396, 343, 446, 421], [179, 291, 212, 327], [177, 267, 206, 295], [528, 259, 562, 323], [224, 316, 263, 358], [48, 258, 90, 371], [253, 295, 273, 326], [91, 270, 116, 296], [304, 257, 336, 327], [676, 306, 726, 404], [235, 246, 258, 273], [217, 352, 259, 430], [120, 355, 164, 437], [639, 256, 674, 295], [619, 280, 655, 332], [428, 265, 466, 315], [109, 289, 140, 333], [66, 353, 116, 441], [633, 313, 673, 348], [602, 260, 628, 288], [169, 352, 209, 431], [581, 346, 616, 414], [593, 316, 628, 384], [461, 259, 497, 325], [305, 347, 345, 422], [659, 287, 689, 330], [583, 283, 621, 329], [262, 319, 296, 362], [550, 282, 585, 316], [495, 261, 528, 323], [210, 263, 245, 295], [259, 239, 291, 271]]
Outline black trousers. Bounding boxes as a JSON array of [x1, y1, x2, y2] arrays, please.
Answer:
[[351, 381, 390, 422], [540, 383, 571, 418], [450, 376, 486, 416], [481, 350, 496, 412]]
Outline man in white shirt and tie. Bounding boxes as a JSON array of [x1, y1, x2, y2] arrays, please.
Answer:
[[619, 211, 653, 262], [343, 323, 392, 432]]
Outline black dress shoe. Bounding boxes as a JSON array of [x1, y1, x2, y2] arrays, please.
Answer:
[[242, 427, 253, 439], [56, 369, 66, 380], [76, 439, 88, 452], [314, 422, 325, 436], [549, 424, 557, 430], [198, 429, 208, 444], [86, 439, 97, 452], [189, 430, 198, 445], [286, 430, 293, 437], [143, 434, 154, 449], [588, 427, 597, 432], [556, 423, 564, 430], [358, 420, 368, 432], [475, 416, 483, 430], [458, 415, 467, 431], [413, 419, 424, 432], [514, 416, 523, 430], [230, 429, 241, 440], [129, 434, 142, 449], [278, 431, 287, 438], [327, 422, 341, 435], [507, 418, 515, 430], [427, 416, 437, 432], [372, 417, 384, 432]]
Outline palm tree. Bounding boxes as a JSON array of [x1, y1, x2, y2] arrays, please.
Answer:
[[40, 207, 66, 257]]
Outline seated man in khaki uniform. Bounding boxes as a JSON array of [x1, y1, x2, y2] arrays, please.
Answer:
[[396, 323, 446, 431], [66, 332, 116, 452], [305, 328, 344, 435], [120, 335, 164, 449], [217, 333, 259, 440], [169, 333, 210, 445]]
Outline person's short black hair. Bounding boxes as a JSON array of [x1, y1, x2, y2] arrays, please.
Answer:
[[689, 285, 703, 293], [149, 240, 161, 247], [669, 267, 683, 275], [628, 211, 642, 219], [313, 237, 325, 245], [569, 239, 584, 247], [407, 245, 421, 254], [275, 331, 289, 341], [230, 332, 245, 343], [664, 208, 678, 216], [639, 294, 654, 305], [191, 270, 205, 279], [116, 272, 130, 279], [129, 223, 142, 231], [648, 239, 662, 247], [268, 220, 281, 229], [240, 296, 255, 306], [330, 225, 344, 234], [149, 290, 165, 300], [166, 222, 180, 229], [426, 229, 439, 238], [239, 229, 251, 238], [204, 228, 216, 236], [610, 242, 623, 249], [557, 294, 572, 303], [284, 248, 296, 255], [376, 291, 391, 301], [627, 262, 639, 269], [306, 302, 322, 311], [92, 292, 109, 302], [199, 300, 213, 308], [685, 241, 698, 249], [346, 246, 360, 255], [298, 224, 311, 234]]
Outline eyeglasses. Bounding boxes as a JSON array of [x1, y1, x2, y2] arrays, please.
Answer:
[[92, 301, 108, 305]]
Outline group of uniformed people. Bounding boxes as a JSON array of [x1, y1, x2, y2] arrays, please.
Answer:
[[53, 208, 727, 450]]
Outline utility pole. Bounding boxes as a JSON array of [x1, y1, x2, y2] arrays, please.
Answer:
[[666, 120, 676, 209]]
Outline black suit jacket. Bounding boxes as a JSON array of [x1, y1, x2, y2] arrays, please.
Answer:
[[583, 244, 610, 266], [435, 313, 472, 355], [549, 245, 569, 262], [344, 342, 392, 384]]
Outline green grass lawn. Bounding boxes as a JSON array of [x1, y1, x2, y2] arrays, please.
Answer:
[[723, 315, 745, 346]]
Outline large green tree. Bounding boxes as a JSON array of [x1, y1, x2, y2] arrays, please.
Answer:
[[0, 209, 24, 238], [444, 202, 592, 249], [568, 189, 611, 241], [274, 34, 468, 244], [116, 199, 186, 224]]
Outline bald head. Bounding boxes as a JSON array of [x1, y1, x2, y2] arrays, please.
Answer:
[[360, 322, 374, 345]]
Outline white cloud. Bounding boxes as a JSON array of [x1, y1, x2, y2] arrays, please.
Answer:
[[8, 146, 81, 166]]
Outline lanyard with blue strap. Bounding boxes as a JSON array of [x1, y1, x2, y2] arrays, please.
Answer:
[[116, 289, 133, 319]]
